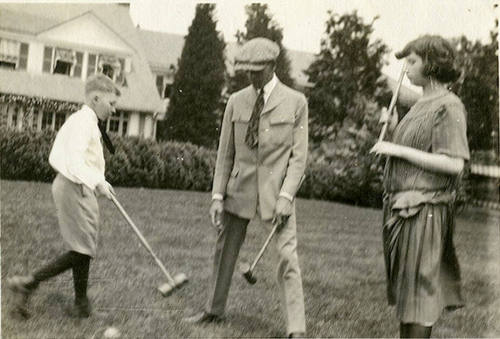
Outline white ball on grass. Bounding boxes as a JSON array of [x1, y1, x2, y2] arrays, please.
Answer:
[[103, 327, 121, 338]]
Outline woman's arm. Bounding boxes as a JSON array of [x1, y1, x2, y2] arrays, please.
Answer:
[[370, 141, 464, 175]]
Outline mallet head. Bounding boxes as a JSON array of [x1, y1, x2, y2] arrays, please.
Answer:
[[239, 262, 257, 285], [173, 273, 188, 287], [157, 273, 189, 297], [158, 283, 174, 296]]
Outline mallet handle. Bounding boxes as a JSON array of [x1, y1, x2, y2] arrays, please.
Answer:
[[379, 61, 406, 142], [250, 221, 280, 271], [111, 195, 176, 286]]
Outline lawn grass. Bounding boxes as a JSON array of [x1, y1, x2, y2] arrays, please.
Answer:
[[1, 180, 499, 338]]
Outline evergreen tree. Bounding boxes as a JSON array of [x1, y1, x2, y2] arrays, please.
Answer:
[[228, 3, 294, 93], [158, 4, 226, 148], [305, 11, 390, 143]]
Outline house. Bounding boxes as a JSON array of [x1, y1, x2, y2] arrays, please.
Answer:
[[0, 3, 165, 139]]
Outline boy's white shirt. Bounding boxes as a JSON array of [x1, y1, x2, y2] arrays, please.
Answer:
[[49, 105, 105, 190]]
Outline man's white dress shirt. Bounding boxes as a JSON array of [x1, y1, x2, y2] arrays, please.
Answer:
[[49, 105, 105, 190]]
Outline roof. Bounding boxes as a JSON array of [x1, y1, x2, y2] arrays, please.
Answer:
[[137, 30, 185, 72], [0, 3, 164, 113]]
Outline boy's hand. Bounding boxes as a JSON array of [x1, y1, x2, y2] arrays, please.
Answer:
[[96, 181, 115, 200]]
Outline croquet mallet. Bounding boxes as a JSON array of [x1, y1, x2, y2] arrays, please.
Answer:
[[111, 195, 188, 296], [239, 218, 283, 285], [378, 61, 407, 142]]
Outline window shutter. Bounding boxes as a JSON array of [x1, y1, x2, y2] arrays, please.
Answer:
[[17, 43, 29, 70]]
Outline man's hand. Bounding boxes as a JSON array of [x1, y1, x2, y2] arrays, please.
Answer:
[[209, 199, 224, 232], [273, 196, 293, 230], [95, 180, 115, 200]]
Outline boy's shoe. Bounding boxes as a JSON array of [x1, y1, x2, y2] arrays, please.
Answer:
[[6, 275, 36, 319]]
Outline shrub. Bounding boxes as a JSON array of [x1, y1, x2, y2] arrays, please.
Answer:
[[0, 126, 56, 182], [0, 127, 216, 192]]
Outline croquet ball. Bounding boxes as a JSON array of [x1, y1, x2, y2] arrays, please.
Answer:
[[239, 262, 250, 273], [103, 327, 121, 338]]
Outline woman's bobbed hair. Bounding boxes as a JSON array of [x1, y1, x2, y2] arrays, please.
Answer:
[[396, 35, 461, 83]]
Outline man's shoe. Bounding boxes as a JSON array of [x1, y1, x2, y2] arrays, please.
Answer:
[[289, 332, 306, 338], [69, 298, 91, 318], [7, 275, 35, 319], [182, 311, 222, 324]]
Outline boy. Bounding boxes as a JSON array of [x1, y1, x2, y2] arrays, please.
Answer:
[[7, 74, 119, 318]]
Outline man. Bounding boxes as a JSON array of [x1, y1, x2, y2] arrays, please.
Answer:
[[184, 37, 308, 338], [7, 74, 118, 319]]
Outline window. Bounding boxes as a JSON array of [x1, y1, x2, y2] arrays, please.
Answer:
[[53, 60, 72, 75], [11, 106, 19, 128], [54, 112, 67, 131], [18, 43, 28, 70], [41, 110, 53, 130], [164, 84, 174, 99], [0, 61, 16, 70], [98, 55, 123, 82], [101, 63, 114, 79], [43, 46, 85, 77], [107, 111, 129, 136], [32, 108, 40, 130], [156, 75, 164, 96], [122, 112, 129, 135], [0, 39, 29, 71], [53, 48, 75, 75], [115, 58, 126, 86], [108, 111, 120, 133], [73, 52, 83, 78], [87, 53, 97, 77], [42, 46, 54, 73]]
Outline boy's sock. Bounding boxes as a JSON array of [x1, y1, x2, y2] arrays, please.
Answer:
[[72, 252, 91, 304], [26, 251, 87, 290]]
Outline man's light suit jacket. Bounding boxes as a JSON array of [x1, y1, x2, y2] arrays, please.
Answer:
[[212, 80, 308, 221]]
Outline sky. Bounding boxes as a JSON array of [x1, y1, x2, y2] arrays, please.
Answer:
[[129, 0, 498, 87]]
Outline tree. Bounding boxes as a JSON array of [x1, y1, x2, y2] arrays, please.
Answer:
[[158, 4, 226, 148], [451, 24, 499, 152], [304, 11, 391, 143], [228, 3, 294, 93]]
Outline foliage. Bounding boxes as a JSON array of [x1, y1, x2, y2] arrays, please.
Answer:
[[0, 127, 385, 207], [0, 126, 56, 182], [228, 3, 295, 93], [450, 24, 499, 151], [159, 4, 226, 148], [299, 98, 385, 207], [305, 11, 391, 143], [0, 126, 216, 192]]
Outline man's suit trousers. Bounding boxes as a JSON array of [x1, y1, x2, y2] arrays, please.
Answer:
[[205, 210, 306, 335]]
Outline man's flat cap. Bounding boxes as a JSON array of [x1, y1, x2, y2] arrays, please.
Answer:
[[234, 37, 280, 71]]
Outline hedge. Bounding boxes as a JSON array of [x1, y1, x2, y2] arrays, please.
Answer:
[[0, 127, 216, 192], [7, 127, 494, 208]]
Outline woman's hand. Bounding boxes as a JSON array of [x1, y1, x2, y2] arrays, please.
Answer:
[[379, 107, 399, 133], [370, 141, 403, 157]]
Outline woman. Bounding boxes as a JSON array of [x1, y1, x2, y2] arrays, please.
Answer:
[[370, 35, 470, 338]]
